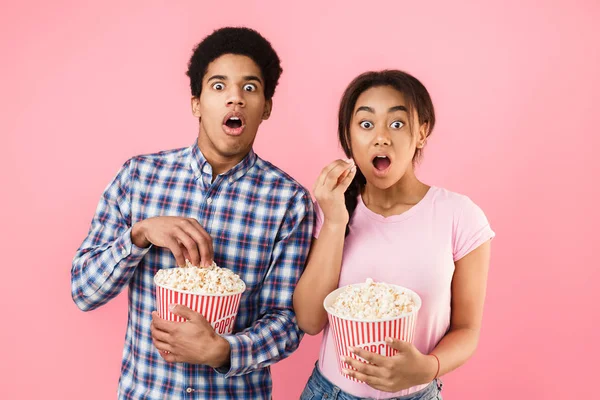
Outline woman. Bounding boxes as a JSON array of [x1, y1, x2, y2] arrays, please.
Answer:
[[294, 70, 495, 400]]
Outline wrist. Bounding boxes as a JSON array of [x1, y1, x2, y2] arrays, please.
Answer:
[[421, 353, 440, 383], [321, 219, 348, 233], [131, 221, 150, 248], [209, 335, 231, 369]]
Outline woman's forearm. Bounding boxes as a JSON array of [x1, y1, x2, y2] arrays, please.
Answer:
[[425, 326, 480, 380], [293, 222, 346, 335]]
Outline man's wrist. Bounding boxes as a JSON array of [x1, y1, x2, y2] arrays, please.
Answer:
[[131, 221, 150, 248], [209, 335, 231, 369]]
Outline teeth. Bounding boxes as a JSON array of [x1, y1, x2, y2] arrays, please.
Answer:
[[229, 117, 240, 121], [376, 156, 387, 159]]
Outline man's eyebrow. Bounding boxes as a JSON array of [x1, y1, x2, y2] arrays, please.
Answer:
[[207, 75, 227, 82]]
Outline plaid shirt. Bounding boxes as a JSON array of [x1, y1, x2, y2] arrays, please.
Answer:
[[71, 143, 314, 399]]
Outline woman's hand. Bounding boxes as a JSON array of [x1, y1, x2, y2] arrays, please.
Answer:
[[313, 159, 356, 226], [342, 338, 438, 392]]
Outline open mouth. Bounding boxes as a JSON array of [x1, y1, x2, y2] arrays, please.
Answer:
[[372, 155, 391, 171], [225, 116, 242, 129], [222, 112, 246, 135]]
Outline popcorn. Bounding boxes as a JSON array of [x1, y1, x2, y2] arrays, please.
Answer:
[[154, 260, 245, 294], [329, 278, 416, 320]]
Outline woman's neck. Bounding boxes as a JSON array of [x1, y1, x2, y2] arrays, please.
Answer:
[[362, 170, 429, 214]]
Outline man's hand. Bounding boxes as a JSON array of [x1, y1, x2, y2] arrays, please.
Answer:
[[151, 305, 231, 368], [132, 217, 213, 267]]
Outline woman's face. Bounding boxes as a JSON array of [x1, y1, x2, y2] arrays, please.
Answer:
[[349, 85, 427, 190]]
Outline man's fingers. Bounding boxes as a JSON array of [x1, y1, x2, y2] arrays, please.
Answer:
[[151, 322, 172, 343], [158, 349, 178, 363], [181, 219, 214, 267], [169, 304, 199, 322], [165, 237, 186, 267], [174, 228, 201, 267], [152, 311, 177, 333], [152, 337, 173, 353]]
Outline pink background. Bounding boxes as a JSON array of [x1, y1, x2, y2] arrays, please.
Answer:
[[2, 1, 598, 398]]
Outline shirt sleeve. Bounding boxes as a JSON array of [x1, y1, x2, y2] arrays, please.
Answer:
[[452, 195, 495, 262], [71, 158, 151, 311], [216, 190, 315, 377]]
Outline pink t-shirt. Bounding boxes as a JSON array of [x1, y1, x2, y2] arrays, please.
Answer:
[[314, 186, 495, 399]]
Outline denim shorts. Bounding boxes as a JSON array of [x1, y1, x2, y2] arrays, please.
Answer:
[[300, 364, 443, 400]]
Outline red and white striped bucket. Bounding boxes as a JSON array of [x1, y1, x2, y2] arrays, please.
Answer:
[[155, 278, 245, 335], [324, 283, 422, 383]]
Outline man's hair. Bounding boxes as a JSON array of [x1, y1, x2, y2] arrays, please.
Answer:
[[186, 27, 282, 100]]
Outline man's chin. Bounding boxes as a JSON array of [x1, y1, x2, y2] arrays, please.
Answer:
[[215, 141, 252, 159]]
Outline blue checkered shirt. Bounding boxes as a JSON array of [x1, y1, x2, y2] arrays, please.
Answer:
[[71, 143, 314, 399]]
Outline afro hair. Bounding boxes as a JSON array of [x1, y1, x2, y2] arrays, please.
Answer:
[[186, 27, 282, 101]]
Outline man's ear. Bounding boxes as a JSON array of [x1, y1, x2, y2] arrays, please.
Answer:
[[262, 99, 272, 120], [191, 97, 202, 118]]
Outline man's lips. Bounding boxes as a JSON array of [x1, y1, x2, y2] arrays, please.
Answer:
[[222, 111, 246, 136], [222, 111, 246, 126]]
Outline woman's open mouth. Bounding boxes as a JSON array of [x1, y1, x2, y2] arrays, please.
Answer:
[[372, 155, 392, 176]]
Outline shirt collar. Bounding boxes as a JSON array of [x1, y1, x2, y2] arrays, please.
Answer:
[[190, 141, 257, 185]]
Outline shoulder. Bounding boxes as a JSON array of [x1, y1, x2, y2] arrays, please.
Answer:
[[429, 186, 482, 215], [253, 156, 312, 202]]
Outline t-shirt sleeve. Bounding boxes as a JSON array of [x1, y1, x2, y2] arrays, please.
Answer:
[[452, 196, 495, 261], [312, 200, 325, 239]]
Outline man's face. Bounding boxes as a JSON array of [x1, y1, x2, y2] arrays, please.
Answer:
[[192, 54, 271, 160]]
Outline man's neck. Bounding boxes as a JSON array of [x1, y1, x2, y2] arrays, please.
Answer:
[[196, 137, 250, 180]]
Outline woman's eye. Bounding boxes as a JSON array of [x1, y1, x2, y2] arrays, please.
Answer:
[[360, 121, 373, 129], [390, 121, 404, 129]]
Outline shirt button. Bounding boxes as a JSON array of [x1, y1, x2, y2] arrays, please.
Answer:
[[186, 387, 193, 393], [206, 198, 213, 205], [121, 248, 127, 256], [229, 178, 233, 184]]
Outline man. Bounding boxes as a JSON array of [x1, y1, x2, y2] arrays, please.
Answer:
[[71, 27, 314, 399]]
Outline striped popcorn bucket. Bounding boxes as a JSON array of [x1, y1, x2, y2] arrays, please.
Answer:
[[324, 283, 422, 383], [154, 279, 245, 336]]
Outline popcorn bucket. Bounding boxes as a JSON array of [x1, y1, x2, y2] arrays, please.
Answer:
[[324, 283, 422, 382], [154, 278, 245, 335]]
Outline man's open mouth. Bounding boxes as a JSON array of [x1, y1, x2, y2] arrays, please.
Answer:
[[225, 116, 243, 129], [222, 112, 246, 135]]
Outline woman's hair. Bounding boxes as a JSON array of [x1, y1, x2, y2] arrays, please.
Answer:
[[338, 70, 436, 236]]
